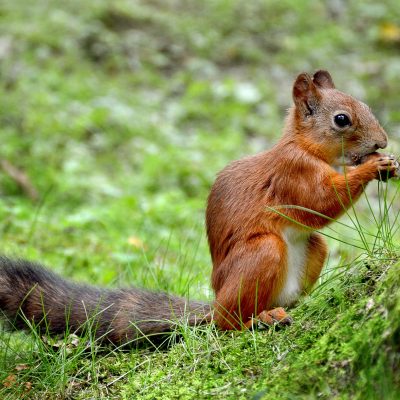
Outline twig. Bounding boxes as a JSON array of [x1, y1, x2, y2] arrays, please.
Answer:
[[0, 159, 39, 201]]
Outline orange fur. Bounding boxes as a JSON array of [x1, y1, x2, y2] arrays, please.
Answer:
[[206, 70, 395, 329]]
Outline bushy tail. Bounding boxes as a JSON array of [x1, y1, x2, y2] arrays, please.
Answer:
[[0, 257, 211, 345]]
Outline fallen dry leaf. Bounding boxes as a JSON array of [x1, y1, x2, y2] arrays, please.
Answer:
[[3, 371, 33, 393], [42, 333, 83, 353], [379, 22, 400, 43], [3, 374, 16, 388], [15, 364, 29, 372]]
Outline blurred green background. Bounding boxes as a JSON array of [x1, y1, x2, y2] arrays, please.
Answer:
[[0, 0, 399, 295]]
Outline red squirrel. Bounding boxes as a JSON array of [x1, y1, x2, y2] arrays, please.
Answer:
[[0, 70, 397, 344]]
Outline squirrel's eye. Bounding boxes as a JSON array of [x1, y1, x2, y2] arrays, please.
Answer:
[[334, 114, 351, 128]]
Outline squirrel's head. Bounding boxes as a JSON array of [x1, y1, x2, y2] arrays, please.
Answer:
[[290, 70, 388, 164]]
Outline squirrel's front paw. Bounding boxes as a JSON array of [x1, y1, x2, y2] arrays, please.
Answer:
[[361, 152, 399, 181]]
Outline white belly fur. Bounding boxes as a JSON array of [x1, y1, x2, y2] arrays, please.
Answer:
[[275, 227, 310, 307]]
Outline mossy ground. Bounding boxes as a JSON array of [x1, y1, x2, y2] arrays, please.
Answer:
[[0, 0, 399, 398]]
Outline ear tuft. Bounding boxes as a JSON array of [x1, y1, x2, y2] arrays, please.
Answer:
[[292, 73, 320, 116], [313, 70, 335, 89], [292, 73, 313, 100]]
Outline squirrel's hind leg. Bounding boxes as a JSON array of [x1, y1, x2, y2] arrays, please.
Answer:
[[244, 233, 327, 330], [212, 234, 288, 330]]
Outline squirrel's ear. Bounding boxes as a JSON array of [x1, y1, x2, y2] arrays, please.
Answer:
[[313, 70, 335, 89], [292, 72, 320, 116]]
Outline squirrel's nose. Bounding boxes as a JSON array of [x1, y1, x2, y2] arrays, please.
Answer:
[[375, 138, 387, 150], [374, 128, 388, 149]]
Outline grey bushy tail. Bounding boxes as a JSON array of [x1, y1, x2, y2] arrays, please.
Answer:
[[0, 257, 211, 344]]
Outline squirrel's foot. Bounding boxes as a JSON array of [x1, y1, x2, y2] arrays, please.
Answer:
[[245, 307, 293, 330]]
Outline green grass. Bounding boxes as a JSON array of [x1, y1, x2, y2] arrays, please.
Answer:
[[0, 0, 400, 398]]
